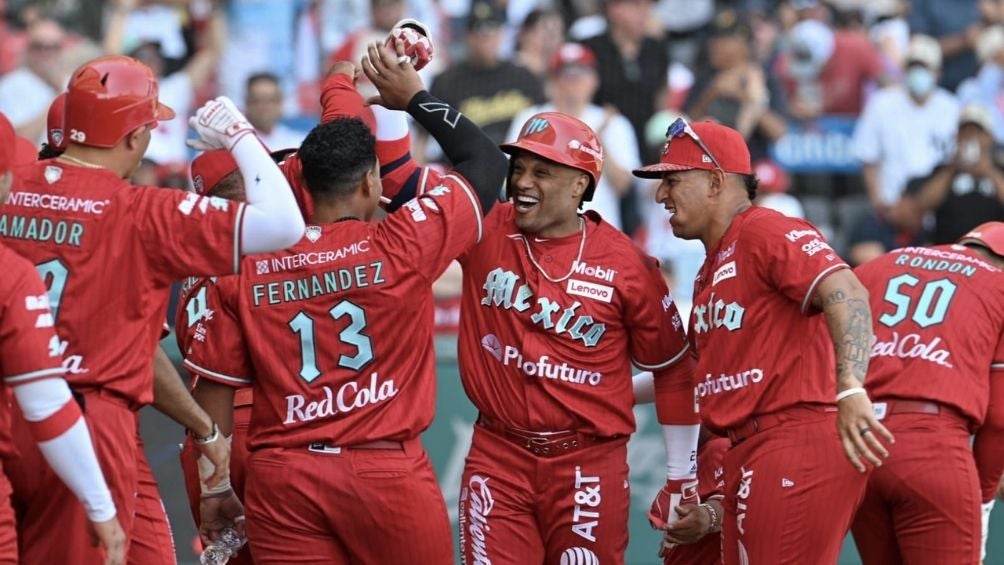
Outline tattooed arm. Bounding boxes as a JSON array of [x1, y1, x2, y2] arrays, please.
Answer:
[[812, 269, 894, 472]]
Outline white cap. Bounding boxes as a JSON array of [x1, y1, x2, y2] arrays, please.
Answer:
[[906, 34, 942, 70], [959, 103, 995, 132]]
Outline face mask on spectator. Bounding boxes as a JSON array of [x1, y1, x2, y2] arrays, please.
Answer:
[[906, 66, 936, 97]]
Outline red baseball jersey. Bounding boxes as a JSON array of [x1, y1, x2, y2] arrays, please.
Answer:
[[0, 161, 245, 406], [185, 173, 483, 449], [0, 245, 66, 457], [689, 207, 848, 433], [457, 204, 690, 437], [854, 245, 1004, 425]]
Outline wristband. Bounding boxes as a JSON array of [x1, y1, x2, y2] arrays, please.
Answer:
[[836, 387, 867, 402], [191, 421, 220, 445], [698, 502, 721, 533], [197, 439, 232, 497]]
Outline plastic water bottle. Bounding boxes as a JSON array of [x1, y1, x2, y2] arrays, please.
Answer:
[[199, 527, 245, 565]]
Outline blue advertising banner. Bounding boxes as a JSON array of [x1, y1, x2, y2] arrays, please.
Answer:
[[770, 116, 861, 174]]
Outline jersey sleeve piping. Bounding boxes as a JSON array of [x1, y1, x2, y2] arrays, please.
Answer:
[[800, 262, 849, 314], [4, 367, 67, 385], [634, 342, 691, 371], [232, 202, 247, 274], [992, 362, 1004, 371], [182, 359, 251, 386], [443, 173, 483, 243]]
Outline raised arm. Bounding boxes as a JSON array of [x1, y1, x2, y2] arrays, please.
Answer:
[[811, 268, 894, 472], [363, 41, 507, 215]]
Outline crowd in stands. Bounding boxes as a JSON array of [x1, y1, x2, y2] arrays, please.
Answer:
[[2, 0, 1003, 306]]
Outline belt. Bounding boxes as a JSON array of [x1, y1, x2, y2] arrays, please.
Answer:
[[233, 387, 253, 408], [476, 415, 619, 458], [307, 439, 404, 454], [871, 399, 945, 420], [726, 405, 838, 446], [72, 386, 141, 412]]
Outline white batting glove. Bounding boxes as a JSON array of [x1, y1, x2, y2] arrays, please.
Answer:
[[385, 18, 434, 71], [982, 499, 995, 562], [188, 96, 255, 152]]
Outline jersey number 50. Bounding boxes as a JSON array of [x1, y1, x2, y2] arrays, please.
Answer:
[[289, 301, 374, 383], [879, 275, 957, 328]]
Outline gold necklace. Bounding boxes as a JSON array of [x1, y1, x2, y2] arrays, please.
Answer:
[[57, 154, 104, 169], [520, 217, 586, 284]]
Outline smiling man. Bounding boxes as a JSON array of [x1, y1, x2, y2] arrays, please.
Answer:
[[450, 111, 700, 564]]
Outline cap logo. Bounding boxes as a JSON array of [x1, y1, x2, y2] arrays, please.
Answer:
[[193, 175, 204, 194], [50, 129, 63, 147], [567, 138, 603, 162], [523, 117, 550, 136], [702, 154, 712, 163]]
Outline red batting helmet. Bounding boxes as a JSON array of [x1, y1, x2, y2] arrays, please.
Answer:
[[500, 112, 603, 201], [46, 92, 67, 151], [958, 222, 1004, 257], [64, 56, 174, 148]]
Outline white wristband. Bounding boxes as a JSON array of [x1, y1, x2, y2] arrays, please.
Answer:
[[197, 436, 233, 497], [836, 387, 867, 402]]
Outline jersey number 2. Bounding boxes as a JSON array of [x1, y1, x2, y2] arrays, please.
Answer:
[[879, 275, 957, 328], [34, 259, 69, 322], [288, 301, 374, 383]]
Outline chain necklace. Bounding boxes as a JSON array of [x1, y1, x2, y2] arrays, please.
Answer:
[[57, 154, 103, 169], [520, 217, 586, 283]]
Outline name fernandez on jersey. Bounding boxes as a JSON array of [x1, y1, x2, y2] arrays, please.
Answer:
[[251, 261, 386, 306]]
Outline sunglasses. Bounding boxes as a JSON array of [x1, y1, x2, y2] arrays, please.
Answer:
[[665, 117, 723, 170]]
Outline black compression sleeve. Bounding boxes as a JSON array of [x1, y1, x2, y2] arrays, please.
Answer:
[[406, 90, 507, 215]]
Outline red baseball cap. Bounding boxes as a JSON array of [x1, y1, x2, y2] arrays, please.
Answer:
[[0, 112, 14, 173], [190, 149, 238, 195], [752, 159, 789, 193], [633, 119, 752, 178], [47, 92, 67, 151], [549, 43, 597, 76]]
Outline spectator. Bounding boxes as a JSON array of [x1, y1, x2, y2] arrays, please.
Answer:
[[865, 0, 910, 79], [425, 1, 545, 148], [655, 0, 715, 69], [506, 42, 640, 230], [685, 8, 787, 161], [104, 1, 224, 167], [753, 159, 805, 219], [775, 17, 885, 120], [582, 0, 668, 234], [957, 25, 1004, 143], [908, 0, 983, 91], [853, 35, 959, 212], [911, 104, 1004, 244], [245, 73, 306, 151], [0, 18, 68, 141], [512, 8, 565, 78]]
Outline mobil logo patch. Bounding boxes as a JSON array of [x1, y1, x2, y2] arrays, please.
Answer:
[[566, 278, 613, 303]]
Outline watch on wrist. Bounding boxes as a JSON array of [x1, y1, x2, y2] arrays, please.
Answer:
[[191, 421, 219, 445]]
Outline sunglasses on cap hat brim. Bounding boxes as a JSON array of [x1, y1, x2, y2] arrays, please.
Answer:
[[666, 117, 724, 170]]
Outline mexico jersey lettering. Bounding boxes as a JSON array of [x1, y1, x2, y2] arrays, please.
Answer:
[[855, 245, 1004, 425], [457, 205, 689, 437], [689, 207, 848, 433], [0, 246, 67, 456], [0, 161, 245, 406], [185, 174, 482, 449]]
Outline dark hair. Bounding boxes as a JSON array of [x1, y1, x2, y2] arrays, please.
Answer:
[[37, 143, 62, 160], [298, 118, 376, 202], [742, 173, 759, 201], [246, 72, 281, 92]]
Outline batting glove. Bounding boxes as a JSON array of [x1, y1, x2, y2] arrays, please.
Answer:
[[648, 478, 699, 530], [188, 96, 255, 152], [385, 18, 434, 71]]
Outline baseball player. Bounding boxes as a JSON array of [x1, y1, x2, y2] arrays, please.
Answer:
[[19, 87, 181, 565], [0, 55, 305, 563], [0, 112, 125, 565], [186, 41, 506, 563], [850, 222, 1004, 565], [633, 118, 893, 564]]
